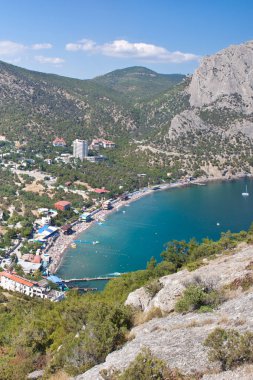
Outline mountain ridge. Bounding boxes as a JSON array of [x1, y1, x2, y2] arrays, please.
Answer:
[[1, 40, 253, 178]]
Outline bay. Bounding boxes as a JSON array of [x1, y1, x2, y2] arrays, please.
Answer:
[[57, 178, 253, 288]]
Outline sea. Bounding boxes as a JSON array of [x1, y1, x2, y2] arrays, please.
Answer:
[[57, 178, 253, 290]]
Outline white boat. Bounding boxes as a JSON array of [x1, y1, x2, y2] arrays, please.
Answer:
[[242, 185, 249, 197]]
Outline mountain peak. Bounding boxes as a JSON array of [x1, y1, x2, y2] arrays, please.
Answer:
[[93, 66, 185, 100]]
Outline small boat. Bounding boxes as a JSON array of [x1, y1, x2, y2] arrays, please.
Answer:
[[71, 243, 77, 248], [242, 185, 249, 197], [92, 241, 99, 245]]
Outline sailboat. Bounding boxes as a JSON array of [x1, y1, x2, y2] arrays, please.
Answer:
[[242, 185, 249, 197]]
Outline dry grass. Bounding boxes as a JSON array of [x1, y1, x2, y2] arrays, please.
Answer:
[[24, 181, 45, 194], [226, 274, 253, 292], [133, 307, 163, 326], [246, 261, 253, 270], [218, 315, 229, 325], [234, 318, 246, 326], [172, 318, 214, 331], [125, 331, 136, 341], [187, 318, 214, 328], [0, 225, 6, 235], [48, 370, 70, 380]]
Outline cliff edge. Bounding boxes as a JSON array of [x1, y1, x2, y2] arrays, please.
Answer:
[[75, 244, 253, 379]]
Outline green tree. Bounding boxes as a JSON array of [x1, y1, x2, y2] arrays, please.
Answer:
[[146, 256, 157, 270]]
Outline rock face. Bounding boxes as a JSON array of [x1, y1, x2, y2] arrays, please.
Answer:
[[75, 245, 253, 379], [189, 41, 253, 111], [166, 40, 253, 148], [168, 109, 207, 139]]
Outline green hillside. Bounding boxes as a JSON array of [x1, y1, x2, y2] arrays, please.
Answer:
[[93, 66, 185, 100]]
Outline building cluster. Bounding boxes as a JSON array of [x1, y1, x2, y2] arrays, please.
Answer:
[[72, 139, 107, 162], [0, 271, 64, 301], [51, 136, 115, 163]]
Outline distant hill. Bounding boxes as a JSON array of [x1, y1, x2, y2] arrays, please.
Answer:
[[93, 66, 185, 100]]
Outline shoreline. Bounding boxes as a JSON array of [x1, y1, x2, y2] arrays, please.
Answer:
[[48, 173, 250, 275]]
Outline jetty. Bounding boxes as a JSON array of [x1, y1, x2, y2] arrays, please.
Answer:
[[68, 287, 98, 292], [63, 276, 115, 283]]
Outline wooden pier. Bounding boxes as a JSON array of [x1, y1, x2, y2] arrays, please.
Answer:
[[63, 276, 115, 283], [68, 287, 98, 292]]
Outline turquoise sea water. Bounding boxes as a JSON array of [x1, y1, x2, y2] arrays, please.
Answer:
[[57, 179, 253, 289]]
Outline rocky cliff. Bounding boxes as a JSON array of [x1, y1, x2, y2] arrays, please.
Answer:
[[167, 40, 253, 142], [75, 244, 253, 379], [189, 41, 253, 111]]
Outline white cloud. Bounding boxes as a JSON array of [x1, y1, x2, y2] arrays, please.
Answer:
[[65, 38, 199, 63], [0, 40, 26, 56], [0, 40, 54, 60], [35, 55, 65, 65], [31, 43, 53, 50], [66, 39, 96, 52]]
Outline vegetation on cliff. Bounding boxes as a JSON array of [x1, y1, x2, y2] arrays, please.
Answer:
[[1, 225, 253, 379]]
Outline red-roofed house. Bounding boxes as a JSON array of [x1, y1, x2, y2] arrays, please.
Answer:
[[0, 271, 64, 301], [94, 188, 110, 194], [33, 256, 42, 264], [54, 201, 71, 211], [53, 137, 66, 147], [0, 271, 35, 296]]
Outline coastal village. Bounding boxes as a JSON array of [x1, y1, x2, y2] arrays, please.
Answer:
[[0, 136, 118, 300], [0, 134, 201, 301], [0, 135, 179, 299]]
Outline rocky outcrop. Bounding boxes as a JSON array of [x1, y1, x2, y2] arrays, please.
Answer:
[[75, 245, 253, 379], [168, 109, 207, 139], [125, 244, 253, 313], [189, 41, 253, 111]]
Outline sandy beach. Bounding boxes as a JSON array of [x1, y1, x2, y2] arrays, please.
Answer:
[[47, 173, 249, 274]]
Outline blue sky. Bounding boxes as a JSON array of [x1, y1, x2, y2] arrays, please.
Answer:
[[0, 0, 252, 79]]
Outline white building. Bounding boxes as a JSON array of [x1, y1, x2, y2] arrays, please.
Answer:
[[0, 271, 44, 297], [90, 138, 115, 150], [0, 272, 65, 301], [73, 139, 88, 160]]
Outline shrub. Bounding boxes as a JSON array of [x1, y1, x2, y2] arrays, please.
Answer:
[[186, 261, 202, 272], [0, 292, 8, 303], [145, 280, 163, 298], [204, 328, 253, 370], [113, 348, 188, 380], [175, 280, 222, 313], [227, 274, 253, 291]]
